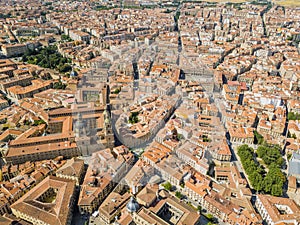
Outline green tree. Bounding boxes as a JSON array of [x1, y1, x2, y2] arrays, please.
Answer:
[[129, 112, 139, 124], [113, 87, 121, 94], [61, 34, 73, 42], [205, 214, 214, 221], [197, 205, 202, 212], [162, 182, 172, 191], [175, 191, 183, 199], [249, 171, 263, 192], [58, 64, 72, 73], [254, 130, 264, 145], [22, 45, 71, 73], [33, 119, 46, 126], [271, 184, 283, 196], [53, 81, 66, 90], [237, 144, 285, 196], [288, 112, 300, 121], [257, 144, 283, 167]]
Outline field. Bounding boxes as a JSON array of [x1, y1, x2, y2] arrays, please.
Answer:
[[272, 0, 300, 7], [198, 0, 300, 6], [201, 0, 247, 2]]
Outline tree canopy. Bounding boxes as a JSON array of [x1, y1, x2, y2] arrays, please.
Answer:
[[22, 46, 72, 73], [257, 144, 283, 167], [162, 182, 172, 191], [237, 144, 285, 196], [288, 112, 300, 120], [129, 112, 139, 124], [254, 130, 264, 145]]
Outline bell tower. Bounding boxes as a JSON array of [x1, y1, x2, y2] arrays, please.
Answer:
[[103, 104, 114, 149]]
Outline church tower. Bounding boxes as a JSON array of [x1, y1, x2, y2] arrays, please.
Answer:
[[103, 105, 114, 149]]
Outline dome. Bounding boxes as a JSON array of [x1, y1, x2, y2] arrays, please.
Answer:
[[126, 196, 139, 213]]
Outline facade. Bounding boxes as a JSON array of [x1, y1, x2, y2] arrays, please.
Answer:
[[0, 75, 34, 93], [1, 44, 28, 58]]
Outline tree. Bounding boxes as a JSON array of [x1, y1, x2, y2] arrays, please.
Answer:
[[237, 144, 285, 196], [206, 214, 214, 221], [254, 130, 264, 145], [53, 81, 66, 90], [288, 112, 300, 121], [175, 191, 183, 199], [58, 64, 72, 73], [177, 133, 183, 141], [113, 87, 121, 94], [129, 112, 139, 124], [61, 34, 73, 42], [23, 120, 31, 125], [162, 182, 172, 191], [257, 144, 283, 167], [33, 119, 46, 126], [249, 171, 263, 192], [262, 163, 285, 195], [22, 45, 71, 73], [262, 175, 273, 193], [271, 184, 283, 196], [197, 205, 202, 212]]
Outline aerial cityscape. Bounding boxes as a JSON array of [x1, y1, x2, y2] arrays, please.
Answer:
[[0, 0, 299, 224]]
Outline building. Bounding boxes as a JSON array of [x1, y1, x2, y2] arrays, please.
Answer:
[[11, 176, 76, 225], [68, 30, 90, 43], [56, 158, 85, 186], [78, 147, 134, 215], [0, 195, 11, 215], [6, 79, 53, 100], [175, 140, 209, 175], [255, 194, 300, 225], [0, 74, 34, 93], [1, 44, 28, 58], [227, 122, 254, 145], [5, 135, 79, 165], [288, 152, 300, 181], [98, 186, 131, 224], [132, 189, 201, 225]]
